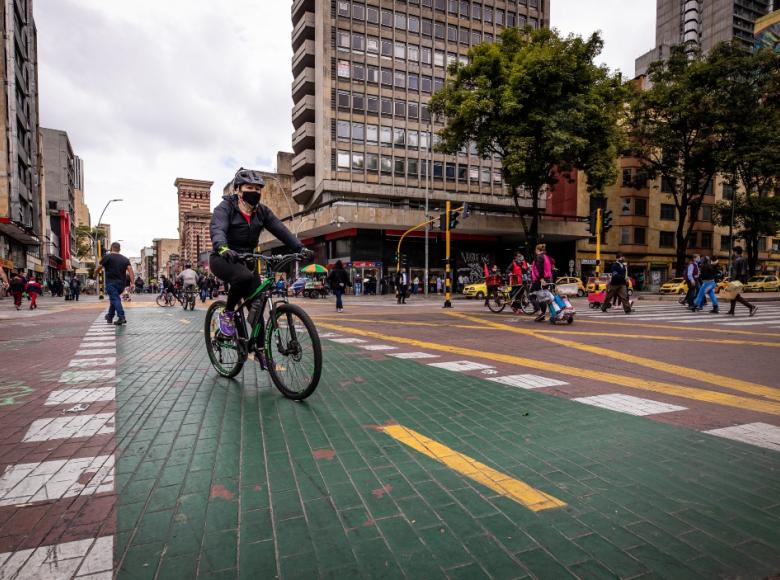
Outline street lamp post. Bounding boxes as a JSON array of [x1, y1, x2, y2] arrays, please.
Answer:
[[95, 199, 123, 299]]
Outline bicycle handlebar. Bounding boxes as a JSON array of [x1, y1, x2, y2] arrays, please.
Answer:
[[235, 251, 312, 272]]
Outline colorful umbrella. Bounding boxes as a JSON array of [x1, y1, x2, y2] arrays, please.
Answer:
[[301, 264, 328, 274]]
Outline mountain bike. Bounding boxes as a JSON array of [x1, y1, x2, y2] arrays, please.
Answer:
[[486, 281, 535, 315], [182, 288, 196, 311], [204, 252, 322, 400]]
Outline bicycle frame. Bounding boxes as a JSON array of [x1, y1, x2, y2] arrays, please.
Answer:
[[233, 262, 290, 356]]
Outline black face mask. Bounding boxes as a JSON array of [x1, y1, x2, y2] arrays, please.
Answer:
[[241, 191, 261, 207]]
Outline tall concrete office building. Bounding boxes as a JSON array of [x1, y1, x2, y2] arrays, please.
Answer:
[[277, 0, 582, 282], [0, 0, 42, 276], [636, 0, 773, 76]]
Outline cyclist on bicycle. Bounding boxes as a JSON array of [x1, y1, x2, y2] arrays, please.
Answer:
[[506, 252, 529, 287], [209, 167, 310, 337], [177, 263, 199, 296]]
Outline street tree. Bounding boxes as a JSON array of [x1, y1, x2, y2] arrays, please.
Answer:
[[714, 195, 780, 275], [628, 45, 727, 276], [712, 43, 780, 274], [429, 27, 625, 254]]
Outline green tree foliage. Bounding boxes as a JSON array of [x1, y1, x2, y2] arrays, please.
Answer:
[[628, 45, 726, 276], [430, 27, 625, 254], [714, 194, 780, 276], [75, 226, 105, 261]]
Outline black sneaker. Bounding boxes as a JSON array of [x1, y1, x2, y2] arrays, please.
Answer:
[[749, 306, 758, 317], [114, 317, 127, 326], [709, 309, 719, 314], [534, 314, 546, 322], [105, 315, 113, 324]]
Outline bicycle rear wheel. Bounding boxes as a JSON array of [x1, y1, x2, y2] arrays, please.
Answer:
[[205, 300, 246, 378], [265, 303, 322, 400], [486, 290, 507, 313], [156, 294, 167, 307], [517, 287, 536, 315]]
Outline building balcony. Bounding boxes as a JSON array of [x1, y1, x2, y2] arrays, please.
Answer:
[[291, 0, 314, 26], [617, 214, 649, 227], [292, 150, 316, 179], [292, 94, 315, 129], [292, 39, 315, 77], [292, 176, 316, 205], [292, 67, 315, 103], [292, 123, 315, 154], [292, 11, 315, 52]]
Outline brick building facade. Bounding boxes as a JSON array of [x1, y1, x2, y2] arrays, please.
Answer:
[[175, 178, 213, 268]]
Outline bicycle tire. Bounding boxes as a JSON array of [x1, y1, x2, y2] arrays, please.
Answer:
[[486, 290, 507, 313], [265, 303, 322, 400], [156, 294, 167, 307], [205, 300, 246, 378], [518, 287, 536, 315]]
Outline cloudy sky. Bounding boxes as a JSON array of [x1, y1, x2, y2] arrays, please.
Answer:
[[35, 0, 655, 258]]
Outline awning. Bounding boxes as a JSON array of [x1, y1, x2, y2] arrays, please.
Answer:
[[0, 218, 40, 246]]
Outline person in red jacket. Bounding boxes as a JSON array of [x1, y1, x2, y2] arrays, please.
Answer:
[[26, 276, 42, 310]]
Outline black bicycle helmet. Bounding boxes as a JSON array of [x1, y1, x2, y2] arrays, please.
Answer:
[[233, 167, 265, 189]]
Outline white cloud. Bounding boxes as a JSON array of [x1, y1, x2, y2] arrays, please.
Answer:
[[35, 0, 656, 257]]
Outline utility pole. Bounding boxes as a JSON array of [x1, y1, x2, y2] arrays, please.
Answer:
[[444, 200, 452, 308], [424, 115, 433, 296], [595, 208, 602, 277]]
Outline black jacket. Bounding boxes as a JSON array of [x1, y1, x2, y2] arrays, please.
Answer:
[[210, 195, 301, 254], [327, 267, 351, 289]]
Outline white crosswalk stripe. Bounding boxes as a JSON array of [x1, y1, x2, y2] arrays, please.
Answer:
[[487, 374, 568, 389], [428, 360, 494, 372], [22, 413, 114, 442], [0, 536, 113, 579], [387, 352, 440, 359], [45, 387, 116, 406], [704, 423, 780, 452], [573, 394, 687, 416]]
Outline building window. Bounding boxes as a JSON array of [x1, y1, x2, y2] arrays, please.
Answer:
[[367, 6, 379, 23], [394, 42, 406, 59], [337, 1, 349, 17], [381, 39, 393, 57], [660, 204, 676, 220], [722, 183, 735, 200], [394, 158, 405, 175], [366, 153, 379, 171], [620, 227, 630, 245], [381, 69, 392, 86], [409, 16, 420, 33], [367, 37, 379, 53], [352, 34, 365, 51], [621, 198, 631, 215], [701, 205, 713, 222], [394, 128, 405, 146], [380, 126, 392, 145], [367, 96, 379, 113], [337, 121, 350, 140], [352, 93, 364, 110], [408, 45, 419, 62], [422, 18, 433, 36], [635, 198, 647, 216], [380, 155, 392, 174], [472, 3, 481, 19], [421, 47, 432, 64], [337, 31, 350, 48], [352, 152, 364, 170], [395, 13, 406, 29], [407, 131, 419, 147], [337, 151, 350, 169], [351, 122, 364, 142], [381, 97, 392, 115], [445, 163, 456, 180], [507, 12, 515, 27], [634, 227, 647, 245], [434, 22, 445, 39], [337, 91, 350, 108], [353, 65, 365, 81], [759, 236, 767, 252], [394, 101, 406, 116], [394, 71, 406, 88], [700, 232, 712, 249], [433, 161, 443, 178], [721, 235, 732, 252], [408, 158, 419, 177], [408, 102, 419, 119], [408, 74, 419, 91], [352, 3, 365, 20], [366, 124, 378, 143], [659, 231, 675, 248], [661, 176, 675, 193], [367, 67, 379, 83], [381, 10, 393, 26], [337, 60, 350, 78], [622, 168, 632, 186], [688, 232, 698, 248], [771, 239, 780, 252]]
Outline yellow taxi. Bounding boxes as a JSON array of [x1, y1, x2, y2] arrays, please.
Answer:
[[714, 277, 731, 294], [744, 275, 780, 292], [463, 281, 487, 299], [659, 277, 689, 295], [555, 276, 586, 297], [586, 275, 635, 296]]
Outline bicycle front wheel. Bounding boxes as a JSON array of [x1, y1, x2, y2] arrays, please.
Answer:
[[205, 300, 246, 378], [486, 290, 507, 313], [265, 303, 322, 400], [156, 294, 167, 307]]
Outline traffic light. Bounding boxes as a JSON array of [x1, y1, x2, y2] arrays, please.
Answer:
[[586, 211, 596, 234], [439, 212, 447, 232], [602, 209, 613, 233], [449, 211, 459, 230], [462, 202, 471, 219]]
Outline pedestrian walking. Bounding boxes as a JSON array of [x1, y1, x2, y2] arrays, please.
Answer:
[[683, 254, 700, 308], [436, 276, 442, 294], [727, 246, 757, 317], [95, 242, 135, 325], [26, 276, 42, 309], [692, 256, 720, 313], [412, 276, 419, 295], [9, 270, 26, 310], [601, 253, 633, 314], [70, 277, 81, 301], [327, 260, 351, 312], [530, 244, 553, 322], [396, 270, 409, 304], [0, 267, 9, 299]]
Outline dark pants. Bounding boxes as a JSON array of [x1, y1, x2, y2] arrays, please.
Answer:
[[334, 288, 344, 310], [72, 289, 80, 301], [729, 294, 753, 314], [684, 282, 698, 307], [12, 291, 22, 308], [602, 284, 631, 313], [397, 285, 407, 303], [209, 254, 260, 311], [530, 281, 547, 316], [106, 281, 126, 320]]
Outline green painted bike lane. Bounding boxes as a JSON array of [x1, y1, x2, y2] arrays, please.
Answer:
[[113, 308, 780, 579]]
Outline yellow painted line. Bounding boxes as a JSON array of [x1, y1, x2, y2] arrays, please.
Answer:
[[315, 316, 780, 348], [448, 311, 780, 403], [383, 424, 565, 512], [577, 317, 780, 338], [318, 321, 780, 416]]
